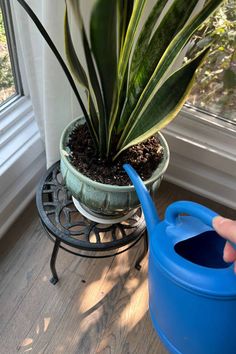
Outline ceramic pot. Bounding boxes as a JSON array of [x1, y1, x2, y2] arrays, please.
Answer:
[[60, 117, 170, 220]]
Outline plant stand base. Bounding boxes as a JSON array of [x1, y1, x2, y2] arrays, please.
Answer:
[[72, 196, 138, 224], [36, 162, 148, 284], [49, 240, 60, 284]]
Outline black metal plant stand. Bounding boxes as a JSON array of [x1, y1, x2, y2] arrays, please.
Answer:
[[36, 162, 148, 284]]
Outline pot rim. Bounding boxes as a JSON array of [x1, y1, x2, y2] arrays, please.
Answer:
[[60, 116, 170, 192]]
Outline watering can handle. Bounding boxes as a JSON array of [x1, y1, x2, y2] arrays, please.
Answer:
[[165, 201, 236, 250], [165, 201, 218, 227]]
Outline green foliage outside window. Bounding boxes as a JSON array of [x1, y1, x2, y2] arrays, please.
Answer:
[[188, 0, 236, 121], [0, 8, 15, 104]]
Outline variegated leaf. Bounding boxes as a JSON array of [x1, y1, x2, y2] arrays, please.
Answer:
[[116, 48, 209, 157]]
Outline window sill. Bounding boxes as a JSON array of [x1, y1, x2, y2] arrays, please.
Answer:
[[163, 105, 236, 209], [0, 96, 46, 238]]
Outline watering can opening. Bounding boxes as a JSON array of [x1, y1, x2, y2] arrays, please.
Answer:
[[174, 230, 231, 269]]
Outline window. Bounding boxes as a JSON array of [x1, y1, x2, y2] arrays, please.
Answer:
[[0, 1, 45, 238], [163, 0, 236, 209], [0, 0, 23, 108], [187, 0, 236, 124]]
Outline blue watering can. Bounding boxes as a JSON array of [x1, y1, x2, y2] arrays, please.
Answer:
[[124, 164, 236, 354]]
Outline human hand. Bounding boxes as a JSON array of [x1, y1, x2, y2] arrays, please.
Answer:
[[213, 216, 236, 273]]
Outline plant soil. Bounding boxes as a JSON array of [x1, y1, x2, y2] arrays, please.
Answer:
[[67, 123, 164, 186]]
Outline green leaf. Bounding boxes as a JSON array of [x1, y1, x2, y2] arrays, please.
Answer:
[[114, 0, 134, 134], [64, 7, 88, 87], [129, 0, 169, 85], [108, 0, 147, 150], [116, 48, 209, 157], [90, 0, 118, 118], [117, 0, 223, 136], [64, 7, 99, 142], [16, 0, 99, 150], [118, 0, 134, 54], [118, 0, 146, 85], [119, 0, 202, 132], [67, 0, 107, 155]]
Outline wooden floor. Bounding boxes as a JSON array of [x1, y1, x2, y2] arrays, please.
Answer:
[[0, 181, 235, 354]]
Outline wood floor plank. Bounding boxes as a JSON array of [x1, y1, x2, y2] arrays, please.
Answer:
[[43, 246, 140, 354], [0, 211, 41, 295], [117, 261, 167, 354], [0, 243, 78, 353], [0, 222, 50, 334], [0, 200, 38, 259], [14, 270, 81, 354], [18, 253, 117, 354], [0, 181, 234, 354], [42, 258, 114, 354], [95, 256, 167, 354]]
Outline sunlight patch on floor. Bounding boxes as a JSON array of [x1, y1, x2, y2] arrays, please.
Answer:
[[36, 323, 40, 335], [119, 280, 148, 330], [44, 317, 51, 332], [75, 306, 103, 341], [19, 337, 33, 353], [21, 338, 33, 347], [124, 275, 140, 293], [78, 269, 113, 313]]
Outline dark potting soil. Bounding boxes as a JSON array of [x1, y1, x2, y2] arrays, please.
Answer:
[[67, 124, 164, 186]]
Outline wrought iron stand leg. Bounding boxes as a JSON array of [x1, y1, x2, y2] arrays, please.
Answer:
[[135, 230, 148, 271], [50, 240, 60, 284]]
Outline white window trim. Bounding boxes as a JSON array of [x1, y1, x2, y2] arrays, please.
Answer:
[[0, 2, 46, 239], [163, 105, 236, 209], [0, 0, 23, 105], [0, 100, 46, 240]]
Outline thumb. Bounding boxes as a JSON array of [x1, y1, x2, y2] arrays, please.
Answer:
[[213, 216, 236, 244]]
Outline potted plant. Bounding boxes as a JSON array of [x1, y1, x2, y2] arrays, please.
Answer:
[[16, 0, 223, 222]]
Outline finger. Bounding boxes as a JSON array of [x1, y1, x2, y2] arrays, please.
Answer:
[[223, 241, 236, 263], [213, 216, 236, 244], [234, 262, 236, 274]]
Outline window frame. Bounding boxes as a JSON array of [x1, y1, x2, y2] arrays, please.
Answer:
[[0, 0, 46, 239], [163, 104, 236, 209], [0, 0, 37, 173], [0, 0, 23, 110]]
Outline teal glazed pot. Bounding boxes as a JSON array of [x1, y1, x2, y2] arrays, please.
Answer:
[[60, 117, 170, 218]]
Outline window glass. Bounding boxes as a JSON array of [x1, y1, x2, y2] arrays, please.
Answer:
[[187, 0, 236, 123], [0, 6, 16, 105]]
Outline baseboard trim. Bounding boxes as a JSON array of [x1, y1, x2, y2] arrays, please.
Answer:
[[165, 150, 236, 210], [0, 138, 46, 239], [162, 108, 236, 211]]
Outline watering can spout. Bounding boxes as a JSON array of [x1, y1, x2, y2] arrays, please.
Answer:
[[123, 164, 160, 234]]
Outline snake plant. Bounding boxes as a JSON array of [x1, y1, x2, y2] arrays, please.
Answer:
[[17, 0, 223, 160]]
